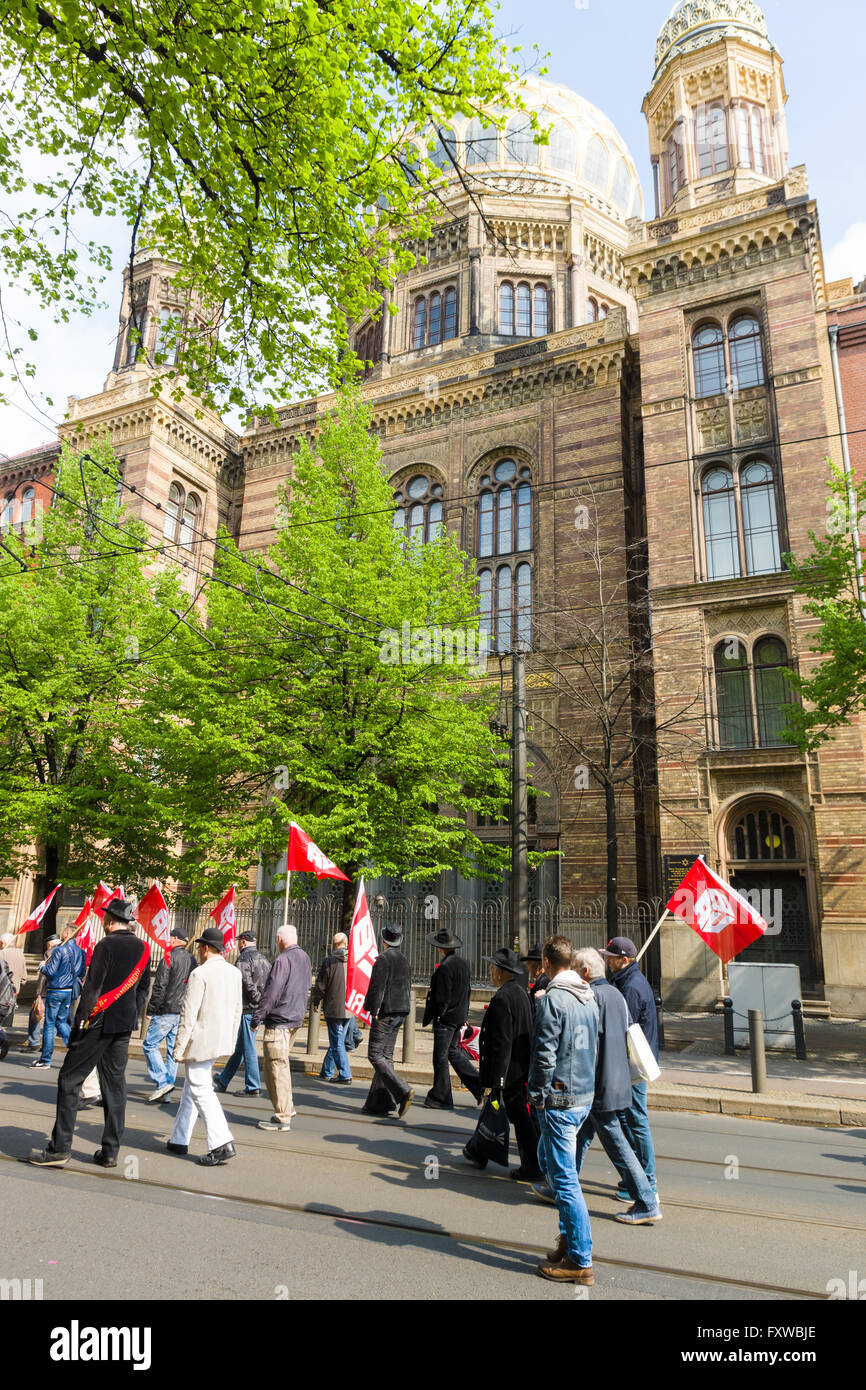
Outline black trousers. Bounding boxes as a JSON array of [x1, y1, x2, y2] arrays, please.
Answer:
[[426, 1023, 482, 1106], [503, 1081, 542, 1176], [50, 1020, 132, 1158], [363, 1014, 410, 1114]]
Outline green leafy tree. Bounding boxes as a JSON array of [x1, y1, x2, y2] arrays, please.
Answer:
[[784, 462, 866, 749], [0, 0, 527, 415], [152, 388, 512, 922], [0, 441, 207, 925]]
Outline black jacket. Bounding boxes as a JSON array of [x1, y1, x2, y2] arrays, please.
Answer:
[[75, 929, 151, 1036], [364, 947, 411, 1018], [589, 977, 633, 1113], [147, 947, 194, 1017], [423, 951, 471, 1029], [529, 972, 550, 1000], [478, 976, 534, 1091], [311, 948, 348, 1020], [236, 946, 271, 1014], [611, 961, 658, 1060]]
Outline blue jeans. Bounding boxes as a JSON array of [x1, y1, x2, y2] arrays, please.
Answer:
[[217, 1014, 261, 1091], [143, 1013, 180, 1088], [320, 1018, 352, 1081], [539, 1104, 593, 1268], [28, 1006, 43, 1049], [574, 1110, 658, 1212], [618, 1081, 656, 1188], [40, 990, 72, 1063]]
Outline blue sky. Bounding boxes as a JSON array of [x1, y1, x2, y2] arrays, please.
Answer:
[[1, 0, 864, 456]]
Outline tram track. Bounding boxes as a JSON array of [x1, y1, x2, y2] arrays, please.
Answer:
[[0, 1149, 826, 1300]]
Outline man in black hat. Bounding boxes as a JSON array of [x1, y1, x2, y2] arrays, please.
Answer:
[[362, 924, 414, 1118], [520, 943, 550, 1002], [28, 898, 151, 1168], [422, 926, 482, 1110], [144, 924, 194, 1103], [465, 948, 541, 1180]]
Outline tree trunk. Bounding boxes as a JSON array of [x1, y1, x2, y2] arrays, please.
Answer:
[[340, 871, 359, 937], [605, 780, 618, 937]]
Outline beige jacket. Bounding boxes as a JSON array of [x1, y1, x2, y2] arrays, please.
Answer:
[[2, 946, 27, 993], [173, 954, 243, 1064]]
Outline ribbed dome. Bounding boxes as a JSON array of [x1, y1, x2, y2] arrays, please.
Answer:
[[654, 1, 772, 79], [421, 76, 645, 225]]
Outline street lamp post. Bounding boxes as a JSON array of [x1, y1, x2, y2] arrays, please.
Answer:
[[510, 641, 529, 959]]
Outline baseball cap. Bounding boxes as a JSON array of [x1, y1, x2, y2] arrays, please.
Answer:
[[600, 936, 638, 958]]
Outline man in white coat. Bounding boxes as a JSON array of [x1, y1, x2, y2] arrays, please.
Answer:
[[166, 927, 243, 1166]]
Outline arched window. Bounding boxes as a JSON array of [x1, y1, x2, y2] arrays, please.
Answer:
[[428, 291, 442, 347], [584, 136, 609, 191], [179, 491, 200, 550], [731, 805, 798, 862], [741, 460, 781, 575], [664, 132, 685, 204], [1, 494, 13, 529], [392, 474, 445, 544], [465, 117, 498, 166], [478, 569, 493, 644], [693, 323, 726, 397], [548, 122, 578, 172], [612, 159, 632, 212], [505, 113, 539, 165], [125, 311, 147, 366], [714, 640, 753, 749], [156, 308, 182, 364], [499, 282, 514, 336], [20, 487, 34, 525], [695, 102, 729, 177], [412, 297, 427, 350], [497, 565, 513, 650], [428, 127, 457, 173], [476, 461, 533, 651], [164, 482, 183, 542], [587, 298, 599, 323], [443, 287, 458, 341], [754, 636, 792, 747], [516, 563, 532, 647], [515, 283, 531, 337], [729, 315, 765, 390], [738, 103, 767, 175], [599, 303, 609, 320], [532, 285, 548, 338], [702, 467, 739, 580]]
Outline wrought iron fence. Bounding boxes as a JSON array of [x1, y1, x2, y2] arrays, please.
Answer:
[[161, 894, 665, 991]]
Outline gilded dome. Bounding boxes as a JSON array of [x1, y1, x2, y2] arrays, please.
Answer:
[[420, 76, 645, 225], [654, 1, 772, 79]]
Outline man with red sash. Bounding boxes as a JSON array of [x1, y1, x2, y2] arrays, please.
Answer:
[[29, 898, 151, 1169]]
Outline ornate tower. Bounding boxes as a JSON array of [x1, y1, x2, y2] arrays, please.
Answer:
[[645, 0, 789, 220]]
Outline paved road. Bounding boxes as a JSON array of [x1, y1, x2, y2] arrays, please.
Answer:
[[0, 1048, 863, 1301]]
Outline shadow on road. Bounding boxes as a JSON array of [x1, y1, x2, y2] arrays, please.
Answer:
[[306, 1201, 541, 1275]]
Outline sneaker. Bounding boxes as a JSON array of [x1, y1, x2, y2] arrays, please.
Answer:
[[147, 1083, 175, 1103], [537, 1257, 594, 1285], [198, 1142, 237, 1165], [257, 1119, 291, 1131], [318, 1073, 335, 1082], [531, 1181, 557, 1206], [28, 1148, 70, 1167], [398, 1087, 415, 1119], [615, 1205, 663, 1225], [93, 1150, 118, 1168], [30, 1059, 50, 1069]]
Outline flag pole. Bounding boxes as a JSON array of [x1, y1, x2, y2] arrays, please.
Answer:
[[636, 909, 670, 964], [284, 868, 291, 924]]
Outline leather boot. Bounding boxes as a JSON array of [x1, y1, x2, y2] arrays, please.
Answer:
[[537, 1256, 594, 1285], [546, 1233, 568, 1263]]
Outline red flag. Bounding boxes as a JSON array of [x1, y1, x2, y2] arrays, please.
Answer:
[[76, 913, 96, 967], [136, 884, 172, 961], [345, 877, 378, 1024], [287, 822, 349, 881], [73, 898, 92, 929], [667, 856, 767, 965], [210, 887, 237, 952], [92, 881, 122, 922], [19, 885, 62, 934]]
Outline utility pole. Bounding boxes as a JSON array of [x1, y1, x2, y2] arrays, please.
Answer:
[[510, 640, 529, 958]]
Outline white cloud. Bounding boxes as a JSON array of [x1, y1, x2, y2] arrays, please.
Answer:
[[824, 222, 866, 286]]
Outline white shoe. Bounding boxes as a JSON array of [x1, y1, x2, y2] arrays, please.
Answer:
[[147, 1083, 175, 1103]]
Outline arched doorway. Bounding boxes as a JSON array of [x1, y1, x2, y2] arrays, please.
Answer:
[[721, 798, 823, 996]]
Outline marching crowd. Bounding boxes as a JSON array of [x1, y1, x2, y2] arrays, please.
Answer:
[[0, 902, 661, 1286]]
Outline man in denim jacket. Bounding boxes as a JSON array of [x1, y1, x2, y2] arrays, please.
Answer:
[[529, 935, 599, 1285]]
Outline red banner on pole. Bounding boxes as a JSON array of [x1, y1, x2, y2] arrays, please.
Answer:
[[210, 887, 237, 953], [91, 882, 122, 922], [666, 856, 767, 965], [136, 884, 172, 961], [345, 877, 378, 1024], [18, 885, 61, 934], [287, 822, 349, 881]]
